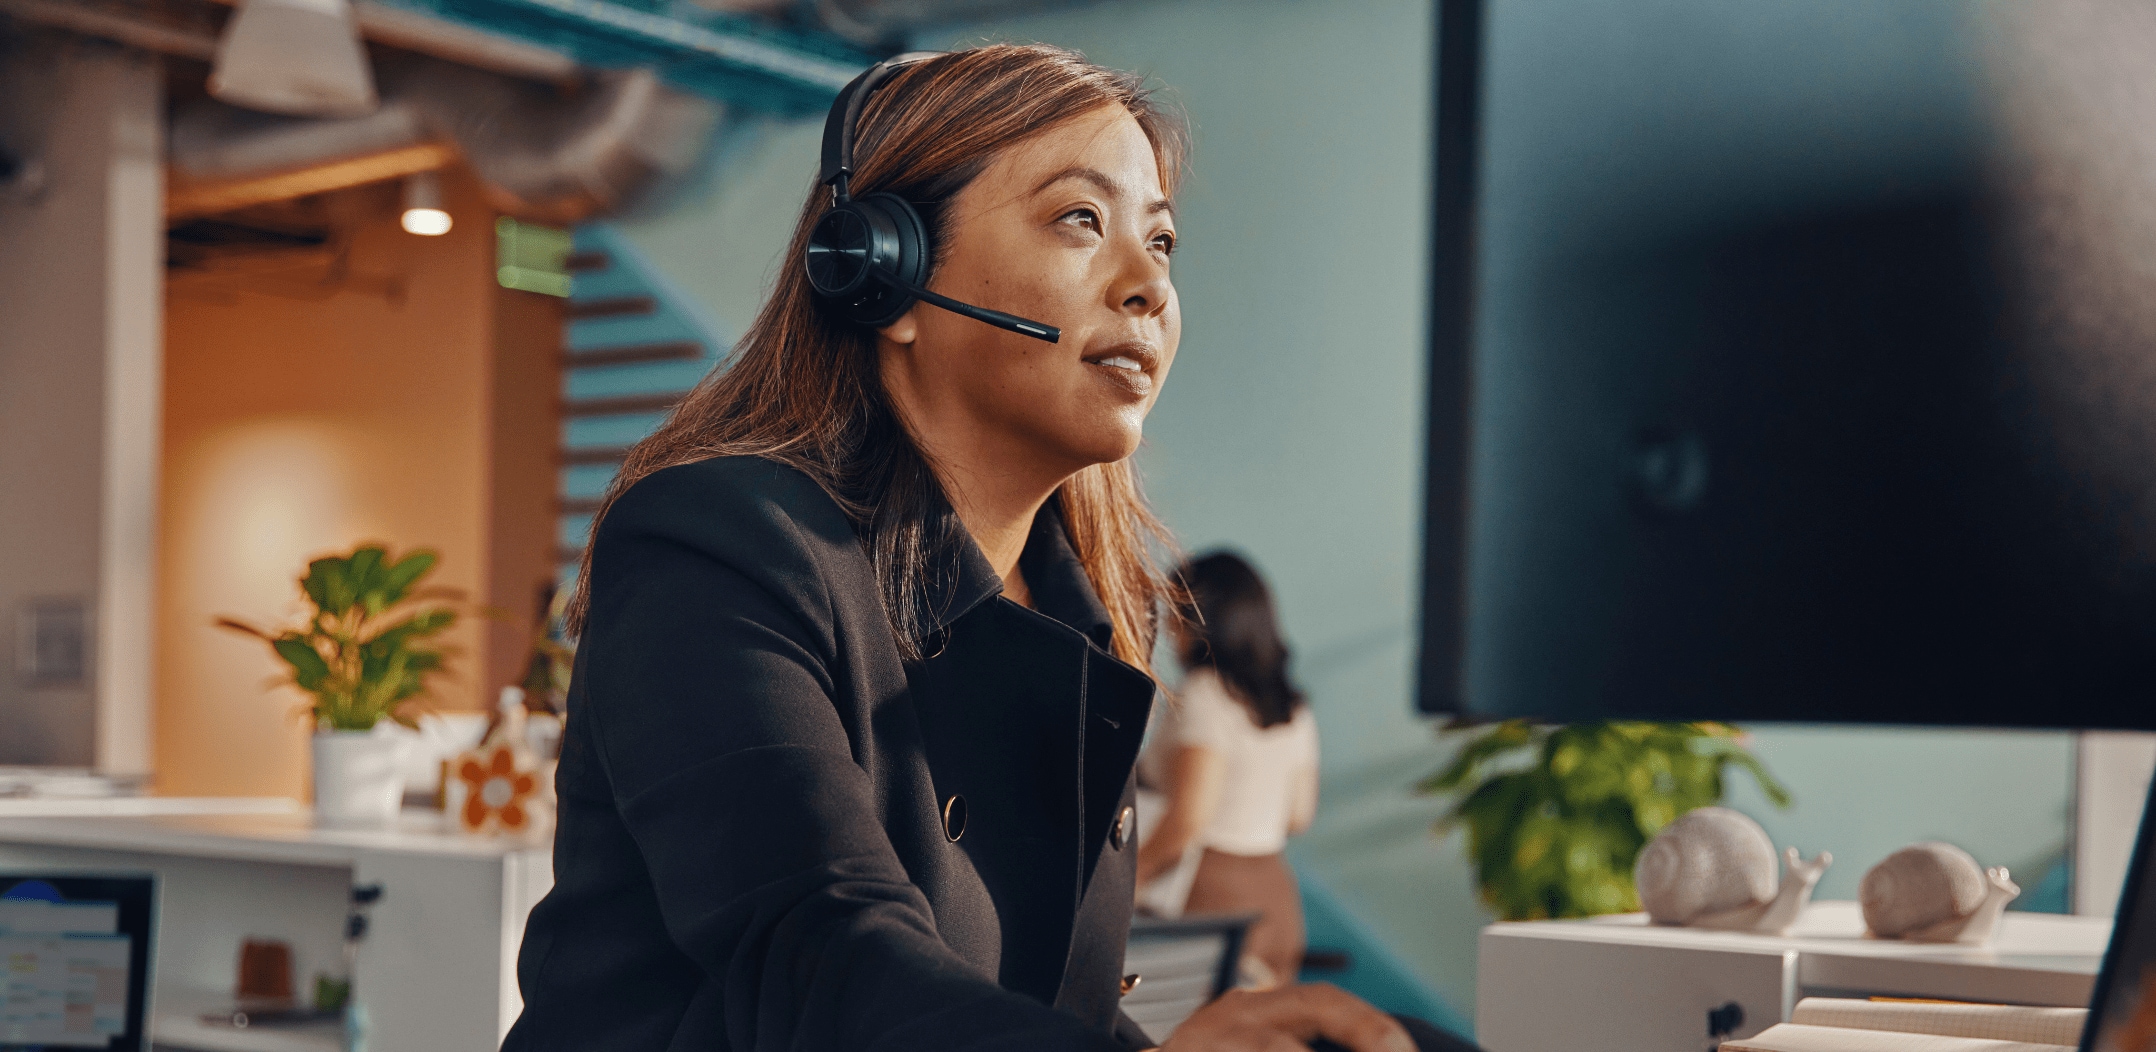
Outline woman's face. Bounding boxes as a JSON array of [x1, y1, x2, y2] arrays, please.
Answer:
[[879, 103, 1180, 477]]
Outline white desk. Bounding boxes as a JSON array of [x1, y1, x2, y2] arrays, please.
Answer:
[[1477, 901, 2111, 1052], [0, 809, 552, 1052]]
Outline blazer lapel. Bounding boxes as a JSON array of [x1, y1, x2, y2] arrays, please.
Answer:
[[1017, 503, 1156, 887], [910, 601, 1087, 1006], [905, 497, 1157, 1009]]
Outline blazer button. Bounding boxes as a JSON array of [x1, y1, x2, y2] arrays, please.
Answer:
[[1120, 973, 1142, 996], [941, 794, 967, 842], [1111, 805, 1135, 850]]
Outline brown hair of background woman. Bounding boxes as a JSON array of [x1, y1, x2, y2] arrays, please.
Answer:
[[564, 45, 1189, 670]]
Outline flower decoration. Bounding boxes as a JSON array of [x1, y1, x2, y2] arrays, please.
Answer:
[[455, 744, 538, 833]]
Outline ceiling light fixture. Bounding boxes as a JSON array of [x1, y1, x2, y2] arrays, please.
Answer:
[[209, 0, 378, 118], [400, 171, 452, 236]]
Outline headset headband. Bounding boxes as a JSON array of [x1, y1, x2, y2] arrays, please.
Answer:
[[819, 51, 945, 199]]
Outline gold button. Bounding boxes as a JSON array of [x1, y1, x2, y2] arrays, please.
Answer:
[[941, 794, 967, 842], [1111, 805, 1134, 849], [1120, 973, 1141, 996]]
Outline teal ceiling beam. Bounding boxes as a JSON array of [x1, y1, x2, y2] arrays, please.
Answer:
[[374, 0, 881, 114]]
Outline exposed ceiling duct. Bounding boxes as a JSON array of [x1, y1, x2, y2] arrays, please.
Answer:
[[394, 58, 720, 223], [0, 0, 681, 222], [169, 56, 723, 223], [217, 0, 585, 86], [208, 0, 379, 117], [13, 0, 1128, 225], [808, 0, 1112, 46]]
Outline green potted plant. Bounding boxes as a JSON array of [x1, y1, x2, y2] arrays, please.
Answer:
[[219, 544, 460, 827], [1417, 720, 1790, 921]]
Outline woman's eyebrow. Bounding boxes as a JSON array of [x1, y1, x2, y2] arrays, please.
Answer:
[[1031, 165, 1120, 197], [1030, 164, 1176, 218]]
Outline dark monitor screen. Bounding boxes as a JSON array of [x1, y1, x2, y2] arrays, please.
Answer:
[[0, 875, 156, 1051], [1419, 0, 2156, 728]]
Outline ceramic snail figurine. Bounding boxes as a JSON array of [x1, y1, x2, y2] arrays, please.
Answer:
[[1635, 806, 1832, 936], [1859, 842, 2020, 945]]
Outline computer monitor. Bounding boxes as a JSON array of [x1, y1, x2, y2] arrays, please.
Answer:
[[0, 875, 156, 1051], [1419, 0, 2156, 728]]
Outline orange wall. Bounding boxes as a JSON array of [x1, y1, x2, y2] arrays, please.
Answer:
[[488, 261, 567, 697], [158, 170, 560, 798]]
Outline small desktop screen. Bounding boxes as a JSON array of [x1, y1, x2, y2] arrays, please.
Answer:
[[0, 876, 155, 1052]]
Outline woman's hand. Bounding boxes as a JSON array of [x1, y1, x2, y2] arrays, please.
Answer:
[[1160, 984, 1416, 1052]]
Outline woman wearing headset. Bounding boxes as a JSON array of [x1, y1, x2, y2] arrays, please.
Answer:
[[503, 45, 1460, 1052]]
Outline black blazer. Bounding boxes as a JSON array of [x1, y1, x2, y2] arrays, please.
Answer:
[[503, 456, 1158, 1052]]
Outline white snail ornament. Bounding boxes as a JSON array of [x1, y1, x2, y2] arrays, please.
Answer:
[[1859, 842, 2019, 945], [1634, 806, 1832, 936]]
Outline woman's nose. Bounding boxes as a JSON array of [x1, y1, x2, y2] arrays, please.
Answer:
[[1109, 239, 1173, 319]]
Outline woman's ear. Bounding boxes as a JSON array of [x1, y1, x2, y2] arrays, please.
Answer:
[[878, 308, 920, 346]]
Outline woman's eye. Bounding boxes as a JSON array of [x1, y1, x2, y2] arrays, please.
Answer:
[[1153, 232, 1178, 256], [1061, 208, 1101, 233]]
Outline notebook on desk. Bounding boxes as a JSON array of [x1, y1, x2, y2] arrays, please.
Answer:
[[1729, 772, 2156, 1052], [1723, 998, 2086, 1052]]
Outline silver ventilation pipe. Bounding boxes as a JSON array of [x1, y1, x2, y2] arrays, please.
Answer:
[[807, 0, 1112, 46], [396, 60, 722, 224], [170, 57, 724, 224]]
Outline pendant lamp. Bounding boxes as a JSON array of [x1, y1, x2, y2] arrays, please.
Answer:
[[209, 0, 378, 118], [401, 172, 452, 236]]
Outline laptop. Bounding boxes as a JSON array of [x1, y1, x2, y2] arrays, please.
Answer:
[[0, 874, 156, 1052]]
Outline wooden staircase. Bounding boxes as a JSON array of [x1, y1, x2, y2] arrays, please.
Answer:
[[555, 226, 724, 578]]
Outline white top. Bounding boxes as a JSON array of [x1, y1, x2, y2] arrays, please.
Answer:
[[1145, 667, 1318, 857]]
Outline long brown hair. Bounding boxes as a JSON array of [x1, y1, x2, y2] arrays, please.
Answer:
[[1173, 551, 1305, 728], [566, 44, 1189, 672]]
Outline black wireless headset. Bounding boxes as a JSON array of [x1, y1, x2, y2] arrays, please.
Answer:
[[805, 52, 1062, 344]]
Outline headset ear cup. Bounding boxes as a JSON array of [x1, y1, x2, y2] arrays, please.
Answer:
[[806, 203, 875, 300], [804, 193, 934, 330], [867, 192, 932, 292], [845, 193, 931, 329]]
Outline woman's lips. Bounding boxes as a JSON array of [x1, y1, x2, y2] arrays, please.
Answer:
[[1085, 352, 1155, 396], [1082, 342, 1159, 397]]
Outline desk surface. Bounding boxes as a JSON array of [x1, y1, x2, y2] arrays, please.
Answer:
[[1484, 900, 2111, 1006], [0, 810, 549, 867]]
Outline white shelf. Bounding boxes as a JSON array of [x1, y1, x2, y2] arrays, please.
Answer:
[[1479, 901, 2114, 1052], [151, 990, 342, 1052], [0, 809, 550, 866], [1496, 900, 2109, 1004], [0, 797, 301, 818], [0, 809, 554, 1052]]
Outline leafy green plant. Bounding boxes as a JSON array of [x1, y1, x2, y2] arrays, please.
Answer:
[[1417, 720, 1790, 921], [218, 544, 461, 732]]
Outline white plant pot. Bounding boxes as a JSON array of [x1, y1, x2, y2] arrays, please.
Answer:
[[312, 729, 411, 828]]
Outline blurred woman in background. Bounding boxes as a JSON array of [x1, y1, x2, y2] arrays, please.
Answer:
[[1137, 551, 1319, 989]]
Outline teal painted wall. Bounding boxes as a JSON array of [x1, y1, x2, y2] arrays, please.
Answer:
[[613, 0, 2076, 1024]]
